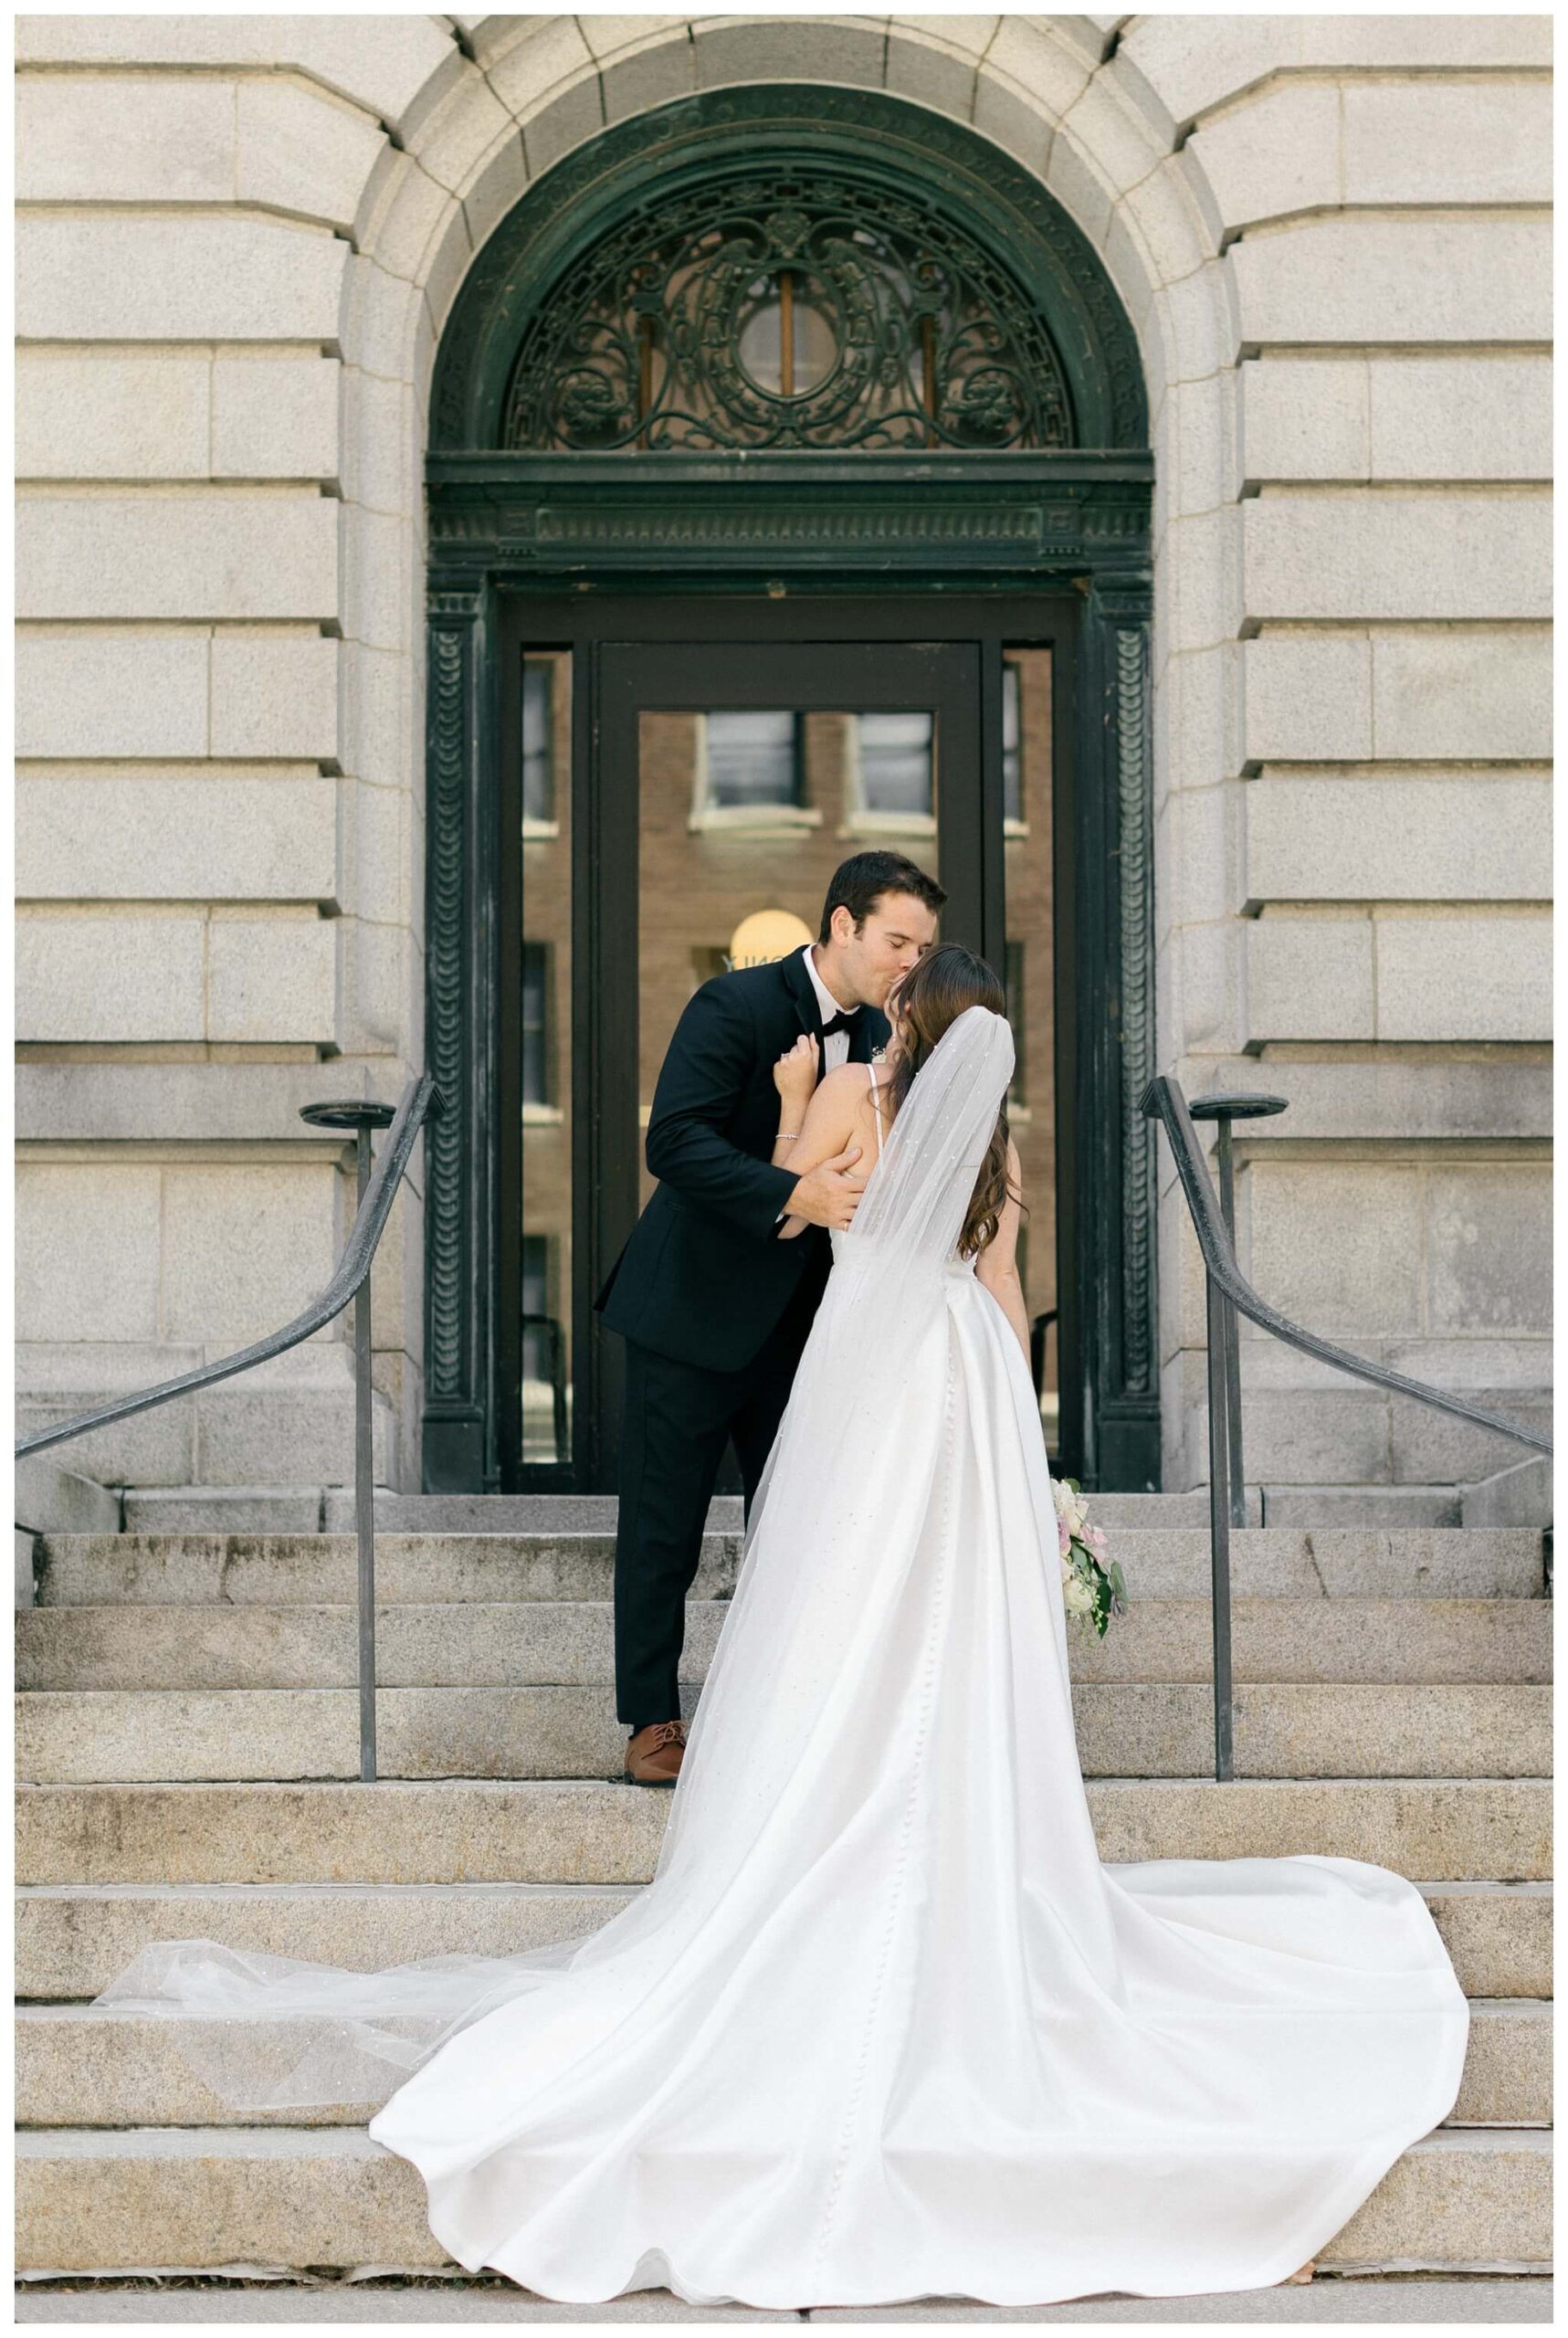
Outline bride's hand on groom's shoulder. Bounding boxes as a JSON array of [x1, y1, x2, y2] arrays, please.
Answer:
[[773, 1032, 819, 1113]]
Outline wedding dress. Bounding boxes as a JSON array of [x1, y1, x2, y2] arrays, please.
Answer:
[[97, 1006, 1468, 2309]]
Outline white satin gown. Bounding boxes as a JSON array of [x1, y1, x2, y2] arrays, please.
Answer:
[[101, 1006, 1468, 2308]]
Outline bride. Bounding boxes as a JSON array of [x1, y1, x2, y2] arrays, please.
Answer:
[[98, 944, 1469, 2310]]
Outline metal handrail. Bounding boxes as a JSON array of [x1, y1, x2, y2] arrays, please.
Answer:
[[1141, 1074, 1551, 1784], [15, 1070, 445, 1782]]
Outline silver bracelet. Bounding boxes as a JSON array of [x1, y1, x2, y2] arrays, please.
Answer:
[[775, 1130, 800, 1142]]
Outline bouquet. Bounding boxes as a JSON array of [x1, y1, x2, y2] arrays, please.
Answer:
[[1052, 1476, 1127, 1639]]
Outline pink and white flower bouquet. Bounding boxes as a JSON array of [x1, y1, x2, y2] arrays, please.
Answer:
[[1052, 1476, 1128, 1639]]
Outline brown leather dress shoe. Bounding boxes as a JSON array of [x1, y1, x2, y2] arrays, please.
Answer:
[[625, 1719, 687, 1785]]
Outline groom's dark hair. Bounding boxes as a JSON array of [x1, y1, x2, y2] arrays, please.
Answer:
[[819, 851, 947, 944]]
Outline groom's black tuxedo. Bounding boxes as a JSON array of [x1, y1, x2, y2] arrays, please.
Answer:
[[596, 948, 889, 1373], [597, 946, 890, 1729]]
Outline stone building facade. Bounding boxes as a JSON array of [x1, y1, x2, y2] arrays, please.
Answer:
[[15, 14, 1552, 1520]]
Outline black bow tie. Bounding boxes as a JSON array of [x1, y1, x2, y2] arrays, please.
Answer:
[[819, 1010, 858, 1039]]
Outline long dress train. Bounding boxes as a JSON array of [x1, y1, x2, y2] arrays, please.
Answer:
[[97, 1005, 1468, 2308]]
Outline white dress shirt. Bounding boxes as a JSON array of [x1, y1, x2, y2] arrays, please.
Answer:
[[798, 943, 859, 1072], [774, 945, 861, 1225]]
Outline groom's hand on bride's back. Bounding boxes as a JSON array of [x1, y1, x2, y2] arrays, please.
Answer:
[[786, 1143, 865, 1231]]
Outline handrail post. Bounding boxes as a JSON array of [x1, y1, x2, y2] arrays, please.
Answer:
[[1214, 1118, 1246, 1531], [1187, 1094, 1289, 1532], [353, 1120, 376, 1784], [300, 1099, 397, 1785], [1205, 1275, 1235, 1782]]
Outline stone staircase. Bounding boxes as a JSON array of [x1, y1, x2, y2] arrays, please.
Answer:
[[15, 1497, 1552, 2288]]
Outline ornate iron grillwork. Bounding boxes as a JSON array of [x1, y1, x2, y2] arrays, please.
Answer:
[[503, 173, 1075, 452]]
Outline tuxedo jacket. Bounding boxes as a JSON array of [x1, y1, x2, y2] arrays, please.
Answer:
[[595, 949, 890, 1374]]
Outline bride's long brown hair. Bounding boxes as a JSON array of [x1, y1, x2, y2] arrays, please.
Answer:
[[877, 943, 1024, 1258]]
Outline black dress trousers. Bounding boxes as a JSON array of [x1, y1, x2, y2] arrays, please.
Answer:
[[613, 1270, 821, 1730]]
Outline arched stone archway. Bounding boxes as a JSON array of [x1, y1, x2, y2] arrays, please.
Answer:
[[426, 87, 1149, 453], [408, 75, 1174, 1494], [323, 16, 1242, 1498]]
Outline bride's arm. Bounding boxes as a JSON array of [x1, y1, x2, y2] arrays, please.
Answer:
[[773, 1069, 866, 1240], [974, 1140, 1031, 1366]]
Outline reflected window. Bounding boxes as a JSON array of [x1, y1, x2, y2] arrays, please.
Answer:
[[1002, 659, 1023, 827], [1005, 940, 1026, 1107], [700, 711, 802, 810], [521, 942, 550, 1106], [852, 711, 935, 826], [521, 1233, 567, 1465], [522, 658, 554, 825], [521, 1235, 551, 1381]]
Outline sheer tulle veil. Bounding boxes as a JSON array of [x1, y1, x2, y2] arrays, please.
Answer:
[[89, 1004, 1020, 2115]]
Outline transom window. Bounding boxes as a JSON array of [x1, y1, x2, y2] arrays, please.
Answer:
[[504, 172, 1074, 453]]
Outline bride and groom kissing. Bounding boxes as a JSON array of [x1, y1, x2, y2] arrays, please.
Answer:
[[596, 848, 956, 1784], [104, 846, 1470, 2308]]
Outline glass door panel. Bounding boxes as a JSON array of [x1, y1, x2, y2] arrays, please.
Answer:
[[495, 603, 1077, 1495], [518, 648, 573, 1468], [1001, 647, 1058, 1453], [595, 639, 984, 1479]]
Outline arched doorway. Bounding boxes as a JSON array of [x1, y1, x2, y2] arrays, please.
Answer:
[[421, 86, 1155, 1495]]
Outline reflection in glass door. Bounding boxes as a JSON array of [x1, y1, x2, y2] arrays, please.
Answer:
[[1001, 648, 1058, 1448], [596, 640, 984, 1487], [493, 603, 1073, 1492], [516, 648, 573, 1468], [635, 704, 943, 1214]]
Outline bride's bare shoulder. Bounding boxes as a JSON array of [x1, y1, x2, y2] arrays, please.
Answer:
[[812, 1062, 889, 1137], [802, 1060, 876, 1139], [828, 1061, 896, 1112], [816, 1062, 874, 1099]]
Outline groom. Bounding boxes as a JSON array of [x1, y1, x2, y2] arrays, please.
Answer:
[[596, 849, 945, 1783]]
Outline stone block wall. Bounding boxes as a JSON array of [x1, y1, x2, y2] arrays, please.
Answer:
[[13, 14, 1552, 1501], [14, 12, 444, 1490], [1131, 12, 1552, 1507]]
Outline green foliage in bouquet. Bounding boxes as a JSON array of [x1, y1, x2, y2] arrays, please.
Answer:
[[1051, 1476, 1129, 1640]]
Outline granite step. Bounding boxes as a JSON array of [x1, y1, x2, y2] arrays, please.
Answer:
[[31, 1532, 740, 1609], [1448, 2000, 1554, 2126], [323, 1493, 1267, 1536], [13, 2125, 1552, 2276], [112, 1483, 1542, 1534], [13, 1880, 637, 1998], [14, 1996, 1548, 2130], [30, 1527, 1548, 1608], [141, 1489, 1542, 1536], [17, 1596, 1552, 1692], [16, 1681, 1552, 1786], [16, 1878, 1552, 2003], [18, 1778, 1552, 1887]]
